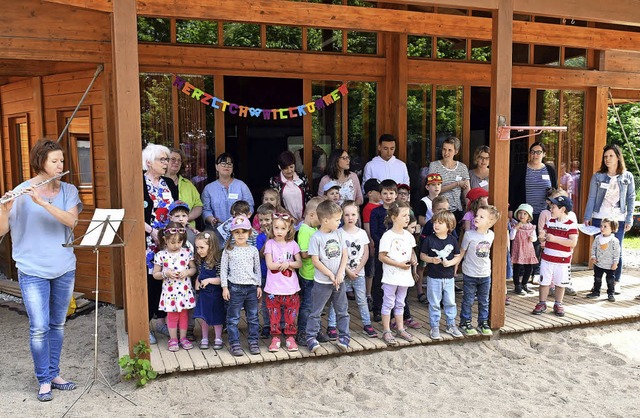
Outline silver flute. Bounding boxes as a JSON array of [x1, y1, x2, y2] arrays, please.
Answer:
[[0, 171, 69, 204]]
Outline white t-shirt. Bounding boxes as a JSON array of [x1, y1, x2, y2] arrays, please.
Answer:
[[379, 229, 416, 287], [461, 229, 495, 277], [342, 227, 370, 274]]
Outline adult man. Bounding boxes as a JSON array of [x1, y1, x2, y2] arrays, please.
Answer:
[[362, 134, 410, 187]]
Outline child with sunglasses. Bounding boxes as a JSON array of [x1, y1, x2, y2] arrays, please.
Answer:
[[152, 221, 198, 352]]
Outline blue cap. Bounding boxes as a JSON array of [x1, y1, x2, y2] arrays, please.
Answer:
[[168, 200, 190, 214]]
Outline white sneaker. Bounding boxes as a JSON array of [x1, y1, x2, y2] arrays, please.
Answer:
[[429, 327, 443, 341], [445, 325, 464, 338], [149, 331, 157, 345]]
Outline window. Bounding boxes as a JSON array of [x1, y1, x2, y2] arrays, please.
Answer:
[[139, 74, 174, 148], [176, 20, 218, 45], [223, 23, 261, 48], [266, 26, 302, 50], [311, 80, 343, 191], [137, 17, 170, 42], [8, 115, 30, 186], [57, 110, 94, 207], [307, 28, 343, 52], [407, 36, 433, 58], [437, 38, 467, 60], [435, 85, 464, 158], [407, 84, 432, 169], [347, 81, 377, 174]]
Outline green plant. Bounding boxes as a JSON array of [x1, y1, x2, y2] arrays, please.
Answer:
[[118, 340, 158, 387]]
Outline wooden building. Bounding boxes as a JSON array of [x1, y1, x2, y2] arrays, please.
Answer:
[[1, 0, 640, 353]]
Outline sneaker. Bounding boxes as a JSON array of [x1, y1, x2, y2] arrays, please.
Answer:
[[326, 327, 338, 341], [460, 320, 478, 336], [455, 285, 463, 294], [149, 331, 157, 345], [523, 285, 534, 294], [296, 335, 307, 346], [307, 338, 321, 353], [336, 336, 350, 352], [553, 302, 565, 317], [514, 286, 524, 295], [404, 318, 421, 329], [477, 321, 493, 336], [445, 325, 464, 338], [565, 287, 577, 296], [285, 336, 298, 352], [156, 323, 170, 337], [367, 295, 373, 312], [429, 327, 443, 341], [260, 326, 271, 339], [316, 332, 331, 343], [608, 294, 616, 302], [363, 325, 378, 337], [248, 340, 261, 355], [230, 343, 244, 356], [532, 301, 547, 315], [268, 337, 281, 352], [586, 292, 600, 299]]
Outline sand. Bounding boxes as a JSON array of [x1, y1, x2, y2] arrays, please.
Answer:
[[1, 300, 640, 418]]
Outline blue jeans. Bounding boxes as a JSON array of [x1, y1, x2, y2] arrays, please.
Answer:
[[306, 282, 350, 341], [328, 275, 371, 327], [592, 218, 626, 282], [426, 277, 457, 328], [460, 274, 491, 323], [296, 278, 314, 340], [226, 283, 260, 345], [19, 270, 75, 384]]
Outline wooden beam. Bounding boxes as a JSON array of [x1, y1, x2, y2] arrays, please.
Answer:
[[513, 0, 640, 28], [32, 77, 44, 139], [368, 0, 498, 9], [213, 75, 225, 156], [43, 0, 112, 13], [0, 38, 110, 63], [488, 0, 512, 330], [111, 0, 148, 354], [0, 60, 96, 78]]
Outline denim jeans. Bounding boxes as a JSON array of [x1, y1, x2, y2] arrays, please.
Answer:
[[460, 274, 491, 323], [328, 275, 371, 327], [226, 283, 260, 345], [306, 282, 350, 341], [426, 277, 457, 327], [592, 218, 626, 282], [296, 278, 315, 340], [19, 270, 75, 384]]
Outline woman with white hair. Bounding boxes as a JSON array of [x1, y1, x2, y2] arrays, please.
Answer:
[[142, 143, 178, 344]]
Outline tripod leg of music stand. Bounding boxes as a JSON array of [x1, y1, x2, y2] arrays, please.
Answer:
[[96, 367, 137, 405]]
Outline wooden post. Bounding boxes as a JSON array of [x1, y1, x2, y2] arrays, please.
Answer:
[[489, 0, 513, 329], [111, 0, 148, 354], [382, 31, 408, 160]]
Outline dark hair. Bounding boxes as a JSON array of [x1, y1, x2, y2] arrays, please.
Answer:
[[230, 200, 251, 216], [316, 200, 342, 221], [30, 139, 64, 174], [598, 144, 626, 175], [215, 152, 234, 178], [378, 134, 396, 145], [529, 141, 546, 153], [601, 217, 619, 233], [160, 221, 188, 250], [256, 203, 276, 216], [326, 149, 351, 179], [277, 150, 296, 170], [169, 206, 189, 216], [379, 179, 398, 193]]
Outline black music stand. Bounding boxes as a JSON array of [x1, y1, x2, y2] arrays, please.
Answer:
[[62, 210, 136, 417]]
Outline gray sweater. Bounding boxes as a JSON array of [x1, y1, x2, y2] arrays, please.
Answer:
[[591, 235, 621, 270], [220, 245, 261, 287]]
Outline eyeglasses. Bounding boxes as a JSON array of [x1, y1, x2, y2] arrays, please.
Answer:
[[529, 150, 544, 155], [273, 213, 291, 220], [218, 161, 233, 167], [397, 191, 410, 196], [164, 227, 186, 234], [477, 156, 490, 161], [156, 157, 170, 163], [170, 158, 181, 163], [340, 156, 351, 161]]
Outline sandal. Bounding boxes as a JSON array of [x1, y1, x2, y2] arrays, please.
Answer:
[[382, 330, 398, 346], [180, 338, 194, 350], [199, 339, 209, 350], [168, 338, 179, 352], [396, 329, 414, 342], [418, 293, 428, 305], [213, 338, 224, 350]]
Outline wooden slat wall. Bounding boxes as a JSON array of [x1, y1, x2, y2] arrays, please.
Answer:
[[600, 50, 640, 74]]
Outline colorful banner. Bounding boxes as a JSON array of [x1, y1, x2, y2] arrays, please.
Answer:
[[172, 76, 348, 120]]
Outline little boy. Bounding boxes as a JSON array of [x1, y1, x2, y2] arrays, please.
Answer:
[[306, 200, 350, 353], [362, 178, 381, 310], [420, 210, 463, 340], [369, 179, 398, 322], [218, 200, 259, 246], [255, 203, 275, 338], [323, 181, 342, 204], [418, 173, 442, 227], [296, 196, 324, 345], [396, 184, 411, 204], [533, 195, 578, 317], [458, 205, 500, 336], [168, 200, 197, 250], [587, 218, 620, 302]]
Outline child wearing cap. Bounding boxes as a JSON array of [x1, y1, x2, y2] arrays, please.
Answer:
[[510, 203, 538, 295], [418, 173, 442, 227], [462, 187, 489, 233], [168, 200, 197, 251], [323, 181, 342, 204], [533, 195, 578, 317], [362, 178, 381, 310]]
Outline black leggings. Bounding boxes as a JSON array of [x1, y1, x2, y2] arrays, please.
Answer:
[[513, 264, 533, 288]]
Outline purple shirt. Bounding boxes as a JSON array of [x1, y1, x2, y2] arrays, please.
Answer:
[[263, 239, 301, 295]]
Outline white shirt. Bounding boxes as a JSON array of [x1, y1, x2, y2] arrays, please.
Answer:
[[379, 229, 416, 287], [362, 155, 410, 186]]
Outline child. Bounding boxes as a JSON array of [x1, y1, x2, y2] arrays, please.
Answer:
[[370, 179, 398, 322], [510, 203, 538, 295], [193, 232, 225, 350], [459, 205, 500, 336], [255, 203, 275, 338], [378, 202, 418, 346], [420, 211, 463, 340], [462, 188, 489, 232], [396, 183, 411, 204], [296, 196, 324, 345], [305, 200, 350, 353], [152, 222, 198, 351], [362, 178, 381, 311], [252, 189, 281, 231], [418, 173, 442, 226], [218, 200, 259, 246], [533, 195, 578, 317], [168, 200, 197, 249], [324, 181, 342, 204], [264, 212, 303, 352], [587, 218, 620, 302], [221, 216, 262, 356], [328, 201, 377, 338]]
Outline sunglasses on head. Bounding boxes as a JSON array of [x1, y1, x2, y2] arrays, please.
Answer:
[[164, 227, 186, 234], [273, 213, 291, 220]]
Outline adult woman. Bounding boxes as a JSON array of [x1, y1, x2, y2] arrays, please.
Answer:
[[469, 145, 490, 191], [0, 139, 82, 401], [428, 137, 470, 223], [584, 144, 636, 287], [202, 153, 254, 227], [317, 149, 364, 205], [269, 150, 312, 221], [165, 148, 203, 229], [142, 143, 178, 345]]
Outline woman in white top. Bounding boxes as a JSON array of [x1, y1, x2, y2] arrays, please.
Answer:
[[317, 149, 363, 206]]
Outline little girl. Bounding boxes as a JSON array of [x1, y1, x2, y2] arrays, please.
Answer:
[[378, 202, 418, 346], [152, 222, 197, 352], [252, 188, 282, 231], [264, 212, 303, 352], [221, 216, 262, 357], [510, 203, 538, 295], [193, 232, 225, 350], [587, 218, 620, 302], [462, 187, 489, 232]]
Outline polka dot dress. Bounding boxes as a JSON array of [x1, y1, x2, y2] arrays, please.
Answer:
[[154, 248, 196, 312]]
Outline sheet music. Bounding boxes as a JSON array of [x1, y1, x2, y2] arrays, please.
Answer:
[[577, 224, 600, 236], [80, 208, 125, 246]]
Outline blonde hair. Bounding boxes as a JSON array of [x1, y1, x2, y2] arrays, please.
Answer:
[[478, 205, 501, 225], [263, 188, 281, 206], [304, 196, 324, 216], [194, 231, 221, 268], [431, 210, 456, 233], [268, 216, 296, 242], [384, 201, 411, 228]]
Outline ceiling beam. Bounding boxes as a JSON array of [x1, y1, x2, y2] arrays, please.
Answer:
[[0, 60, 96, 77], [0, 38, 110, 63], [513, 0, 640, 27], [42, 0, 112, 13]]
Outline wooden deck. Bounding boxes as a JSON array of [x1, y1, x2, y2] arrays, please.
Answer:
[[116, 269, 640, 375]]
